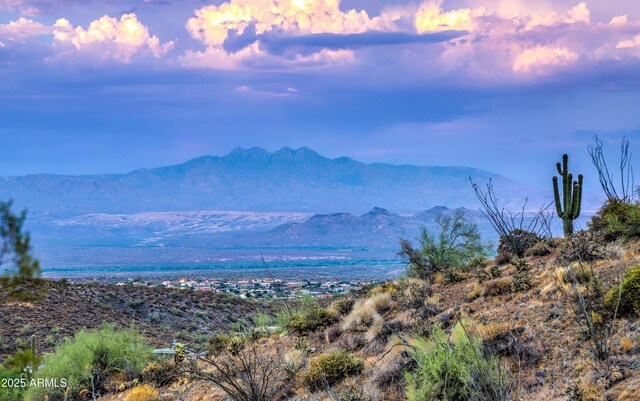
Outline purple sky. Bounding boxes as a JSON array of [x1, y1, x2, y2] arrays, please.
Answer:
[[2, 0, 640, 191]]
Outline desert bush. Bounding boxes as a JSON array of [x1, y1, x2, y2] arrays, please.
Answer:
[[286, 308, 337, 336], [397, 278, 433, 311], [497, 229, 543, 258], [482, 277, 513, 297], [284, 349, 306, 377], [342, 304, 381, 332], [472, 179, 552, 259], [559, 230, 606, 262], [24, 324, 151, 401], [0, 365, 25, 401], [126, 384, 158, 401], [369, 281, 400, 297], [365, 319, 406, 353], [325, 323, 342, 343], [554, 263, 593, 288], [207, 334, 245, 356], [525, 242, 551, 257], [338, 333, 367, 351], [330, 297, 356, 316], [605, 264, 640, 316], [493, 252, 511, 266], [341, 294, 391, 332], [588, 198, 640, 242], [366, 293, 393, 313], [304, 349, 364, 391], [404, 324, 510, 401], [141, 359, 178, 387], [399, 210, 488, 282]]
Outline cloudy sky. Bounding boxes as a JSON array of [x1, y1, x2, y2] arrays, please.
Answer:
[[2, 0, 640, 191]]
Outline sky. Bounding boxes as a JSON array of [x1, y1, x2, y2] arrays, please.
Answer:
[[2, 0, 640, 191]]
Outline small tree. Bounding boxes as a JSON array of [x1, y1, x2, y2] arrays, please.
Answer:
[[0, 200, 40, 282], [399, 210, 487, 282]]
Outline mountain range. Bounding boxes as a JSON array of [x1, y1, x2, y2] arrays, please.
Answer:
[[0, 146, 596, 272], [1, 146, 554, 216]]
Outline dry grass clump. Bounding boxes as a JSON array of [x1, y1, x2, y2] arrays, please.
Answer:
[[125, 385, 159, 401], [364, 319, 406, 354], [555, 262, 593, 284], [482, 277, 513, 296], [474, 322, 512, 340], [553, 262, 594, 293], [342, 304, 382, 332], [325, 323, 342, 343], [369, 281, 400, 297], [285, 349, 307, 376], [341, 293, 392, 332], [141, 360, 178, 387], [338, 332, 367, 351], [398, 278, 431, 310], [329, 297, 355, 316], [619, 336, 634, 353], [494, 252, 511, 266], [467, 283, 483, 300]]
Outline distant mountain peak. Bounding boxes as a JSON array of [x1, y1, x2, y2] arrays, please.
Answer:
[[225, 147, 270, 161], [365, 207, 392, 216], [222, 146, 323, 164], [271, 146, 322, 161]]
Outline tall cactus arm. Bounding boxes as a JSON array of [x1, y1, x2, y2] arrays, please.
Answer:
[[553, 176, 565, 218], [557, 162, 563, 175], [566, 172, 574, 215], [572, 174, 583, 219]]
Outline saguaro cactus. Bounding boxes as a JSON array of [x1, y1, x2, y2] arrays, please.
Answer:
[[553, 154, 583, 237]]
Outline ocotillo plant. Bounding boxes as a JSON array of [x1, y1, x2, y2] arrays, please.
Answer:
[[553, 154, 583, 237], [26, 334, 37, 379]]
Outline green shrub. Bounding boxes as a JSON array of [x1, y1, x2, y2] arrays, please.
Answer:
[[589, 198, 640, 242], [0, 365, 26, 401], [497, 229, 543, 258], [331, 297, 356, 316], [286, 308, 337, 336], [304, 349, 364, 391], [404, 324, 509, 401], [399, 210, 488, 282], [206, 333, 245, 356], [605, 264, 640, 316], [24, 324, 151, 401]]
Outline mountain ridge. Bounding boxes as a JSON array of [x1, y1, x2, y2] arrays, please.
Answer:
[[0, 146, 553, 216]]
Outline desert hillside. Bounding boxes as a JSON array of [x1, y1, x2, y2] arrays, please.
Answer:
[[2, 210, 640, 401]]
